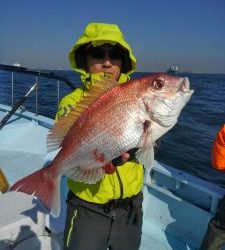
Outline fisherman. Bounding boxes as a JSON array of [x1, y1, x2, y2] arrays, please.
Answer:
[[200, 124, 225, 250], [56, 23, 144, 250]]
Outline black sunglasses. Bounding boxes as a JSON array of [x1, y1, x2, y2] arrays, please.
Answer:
[[87, 45, 124, 60]]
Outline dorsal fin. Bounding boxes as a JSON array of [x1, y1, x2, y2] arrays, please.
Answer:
[[47, 76, 118, 152]]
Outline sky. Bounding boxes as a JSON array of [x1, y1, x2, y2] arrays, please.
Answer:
[[1, 0, 225, 74]]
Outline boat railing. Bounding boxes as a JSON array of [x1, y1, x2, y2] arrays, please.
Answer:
[[0, 64, 76, 129]]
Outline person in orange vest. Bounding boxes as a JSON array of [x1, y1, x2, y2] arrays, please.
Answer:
[[201, 124, 225, 250], [212, 124, 225, 170]]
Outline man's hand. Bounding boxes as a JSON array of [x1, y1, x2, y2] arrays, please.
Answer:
[[104, 148, 139, 174], [111, 152, 130, 166]]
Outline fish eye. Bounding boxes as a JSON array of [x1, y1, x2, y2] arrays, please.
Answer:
[[152, 79, 165, 90]]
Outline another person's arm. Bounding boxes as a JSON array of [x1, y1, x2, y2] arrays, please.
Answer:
[[212, 124, 225, 171]]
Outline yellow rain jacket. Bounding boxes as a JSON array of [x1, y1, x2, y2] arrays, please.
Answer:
[[56, 23, 144, 204]]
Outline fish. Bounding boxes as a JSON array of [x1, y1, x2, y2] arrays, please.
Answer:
[[10, 73, 194, 217]]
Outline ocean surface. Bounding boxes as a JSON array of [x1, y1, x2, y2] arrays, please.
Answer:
[[0, 70, 225, 187]]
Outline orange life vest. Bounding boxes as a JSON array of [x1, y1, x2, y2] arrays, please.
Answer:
[[212, 124, 225, 171]]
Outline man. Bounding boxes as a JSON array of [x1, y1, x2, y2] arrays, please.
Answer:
[[201, 124, 225, 250], [57, 23, 144, 250]]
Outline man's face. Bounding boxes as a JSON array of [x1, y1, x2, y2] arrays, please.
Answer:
[[86, 45, 122, 81]]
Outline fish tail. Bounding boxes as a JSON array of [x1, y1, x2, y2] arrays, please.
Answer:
[[10, 166, 61, 217]]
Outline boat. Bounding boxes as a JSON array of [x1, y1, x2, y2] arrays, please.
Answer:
[[167, 65, 179, 74], [13, 63, 22, 67], [0, 64, 224, 249]]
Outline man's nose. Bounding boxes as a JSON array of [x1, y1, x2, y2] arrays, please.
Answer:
[[102, 55, 112, 67]]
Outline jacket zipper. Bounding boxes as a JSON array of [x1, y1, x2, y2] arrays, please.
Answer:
[[115, 169, 123, 199]]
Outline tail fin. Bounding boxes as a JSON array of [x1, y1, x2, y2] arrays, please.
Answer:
[[10, 167, 61, 217]]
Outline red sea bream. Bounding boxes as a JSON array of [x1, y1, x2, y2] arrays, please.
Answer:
[[10, 73, 194, 216]]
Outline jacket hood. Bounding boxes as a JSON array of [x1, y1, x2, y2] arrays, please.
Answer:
[[69, 23, 136, 76]]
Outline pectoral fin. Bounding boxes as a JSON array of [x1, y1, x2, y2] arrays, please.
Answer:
[[136, 122, 155, 171]]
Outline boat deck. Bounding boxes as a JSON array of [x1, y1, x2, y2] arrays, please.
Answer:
[[1, 104, 225, 249]]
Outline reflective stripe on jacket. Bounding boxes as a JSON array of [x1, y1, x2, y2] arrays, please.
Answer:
[[212, 124, 225, 171]]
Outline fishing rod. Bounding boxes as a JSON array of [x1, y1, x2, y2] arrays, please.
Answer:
[[0, 64, 76, 90], [0, 64, 76, 129], [0, 82, 38, 129]]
